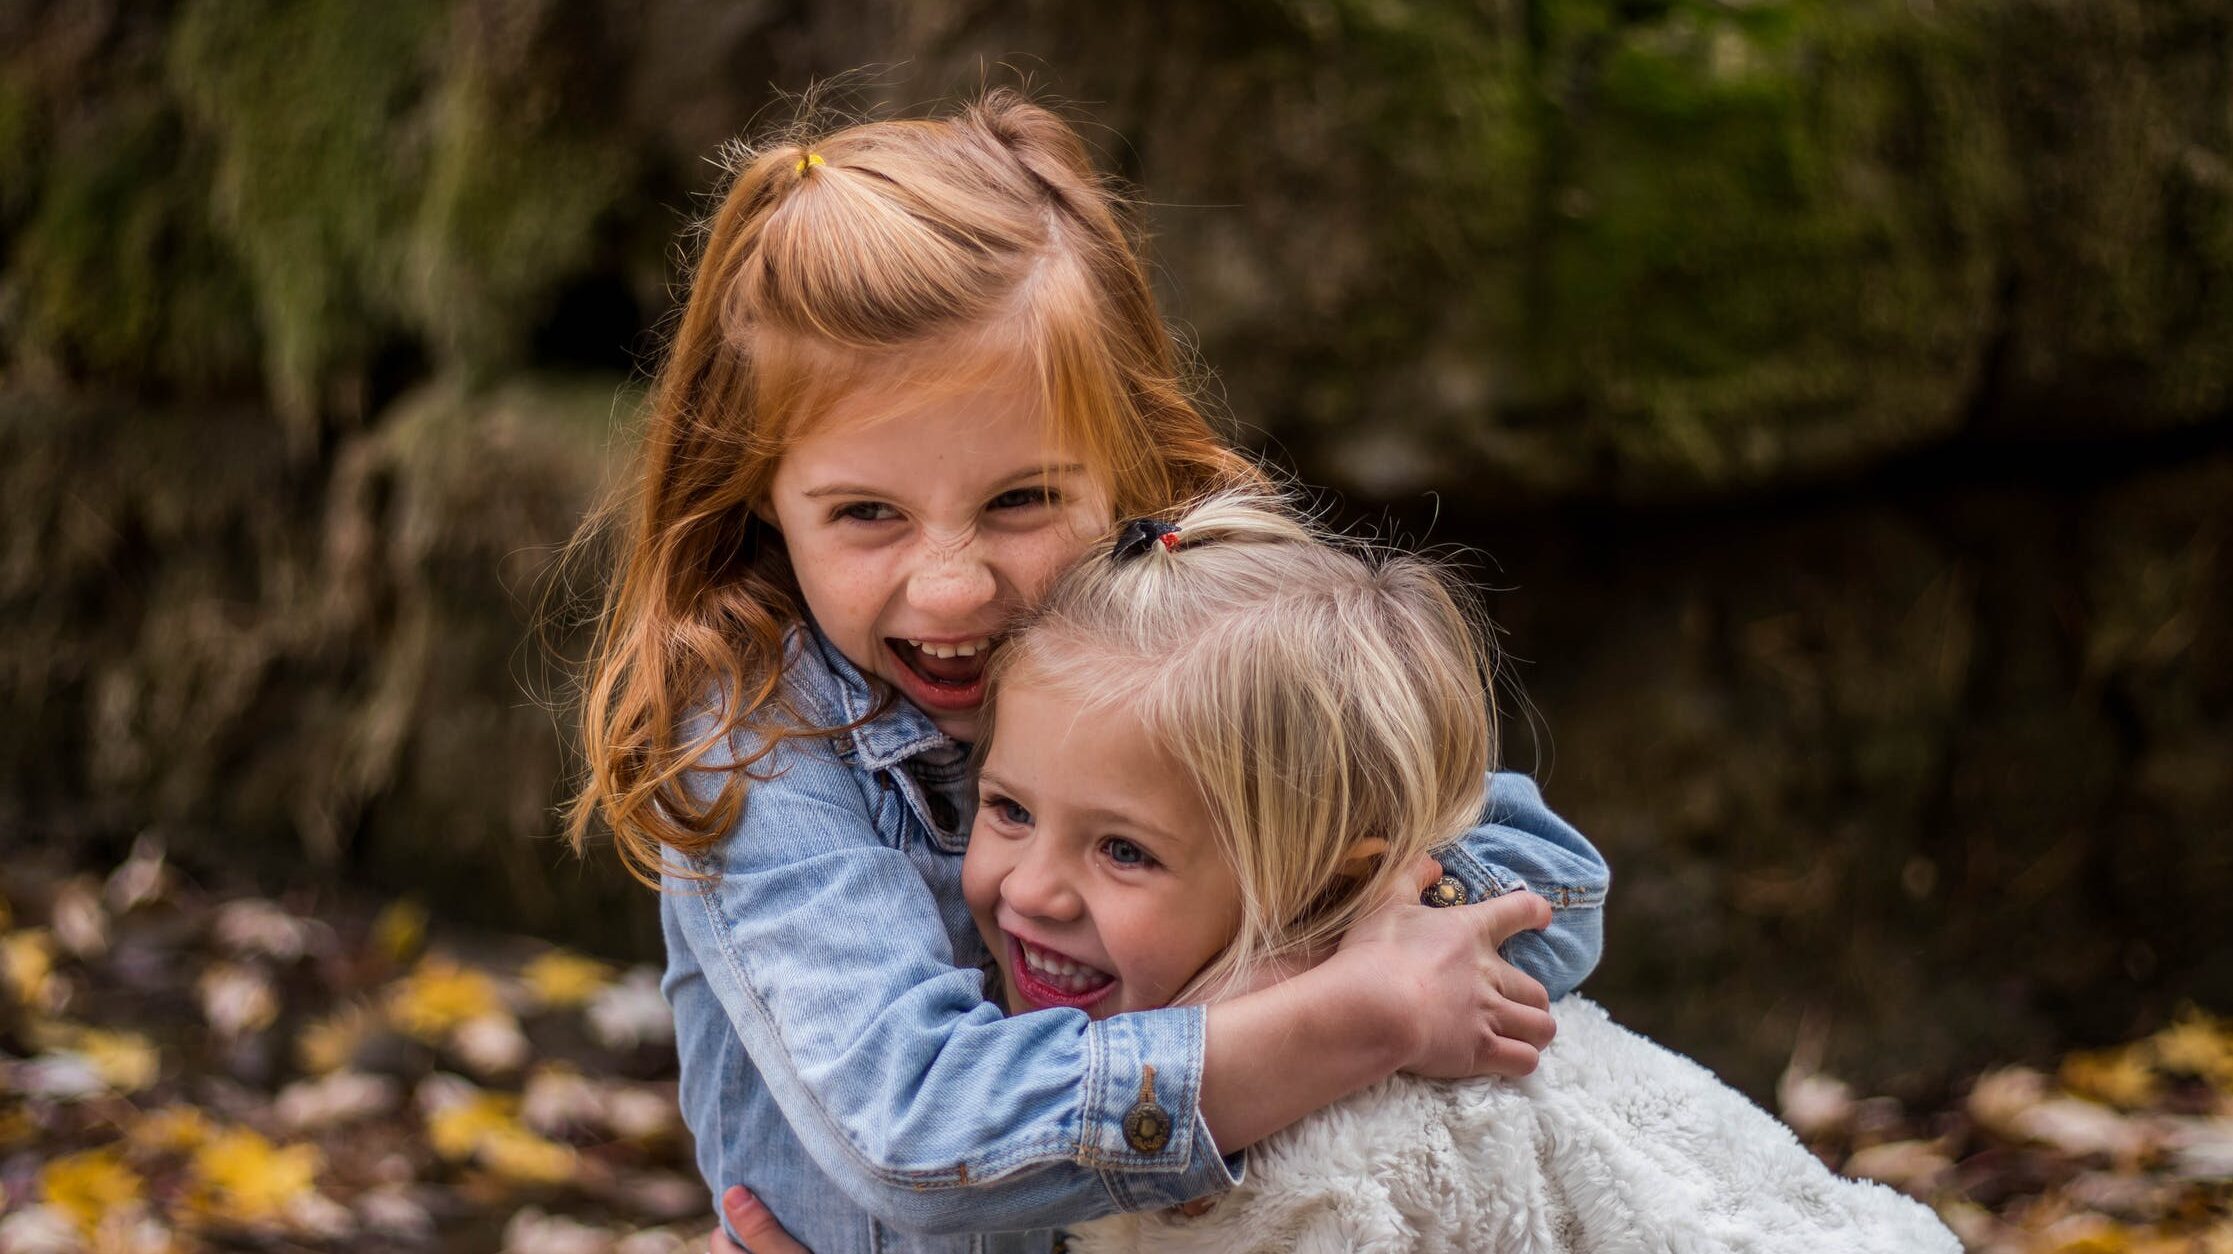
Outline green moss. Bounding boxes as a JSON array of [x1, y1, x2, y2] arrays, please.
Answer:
[[11, 102, 260, 388], [166, 0, 636, 406], [407, 21, 637, 375], [168, 0, 441, 417], [1502, 0, 2017, 488], [0, 75, 39, 224]]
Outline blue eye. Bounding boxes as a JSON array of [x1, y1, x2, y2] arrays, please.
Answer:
[[834, 501, 899, 524], [1102, 838, 1152, 868], [984, 796, 1032, 827]]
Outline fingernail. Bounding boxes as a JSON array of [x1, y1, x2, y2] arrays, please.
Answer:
[[725, 1185, 760, 1213]]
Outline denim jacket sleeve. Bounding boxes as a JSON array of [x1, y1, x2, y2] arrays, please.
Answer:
[[665, 718, 1239, 1235], [1432, 771, 1611, 1000]]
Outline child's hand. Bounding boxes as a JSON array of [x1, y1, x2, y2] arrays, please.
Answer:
[[708, 1186, 811, 1254], [1335, 856, 1557, 1081]]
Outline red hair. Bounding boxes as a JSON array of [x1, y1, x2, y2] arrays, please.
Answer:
[[569, 91, 1262, 886]]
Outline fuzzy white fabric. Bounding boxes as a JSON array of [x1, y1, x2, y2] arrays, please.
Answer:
[[1070, 998, 1956, 1253]]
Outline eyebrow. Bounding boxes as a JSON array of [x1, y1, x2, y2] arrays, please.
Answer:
[[800, 463, 1088, 499], [976, 771, 1185, 847]]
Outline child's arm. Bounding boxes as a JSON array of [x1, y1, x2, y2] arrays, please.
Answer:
[[1434, 771, 1611, 1000], [668, 721, 1554, 1237]]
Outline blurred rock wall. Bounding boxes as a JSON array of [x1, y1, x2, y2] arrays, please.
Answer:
[[2, 0, 2227, 1094]]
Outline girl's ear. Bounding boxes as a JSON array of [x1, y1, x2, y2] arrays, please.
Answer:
[[751, 499, 782, 533], [1334, 837, 1390, 878]]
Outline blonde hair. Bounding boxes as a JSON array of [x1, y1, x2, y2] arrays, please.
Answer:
[[568, 90, 1263, 885], [982, 490, 1497, 1001]]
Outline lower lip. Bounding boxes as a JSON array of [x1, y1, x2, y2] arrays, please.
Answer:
[[1006, 935, 1118, 1012], [883, 641, 989, 714]]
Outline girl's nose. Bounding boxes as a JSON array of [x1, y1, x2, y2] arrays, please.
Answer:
[[907, 545, 998, 618], [1001, 841, 1082, 923]]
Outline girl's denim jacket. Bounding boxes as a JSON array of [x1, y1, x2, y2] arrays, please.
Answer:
[[663, 627, 1611, 1254]]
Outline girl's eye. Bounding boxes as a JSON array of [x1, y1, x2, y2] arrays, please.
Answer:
[[834, 501, 899, 524], [983, 795, 1032, 827], [1101, 837, 1154, 869], [989, 487, 1056, 511]]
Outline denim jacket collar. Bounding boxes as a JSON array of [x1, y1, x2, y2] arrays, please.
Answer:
[[800, 622, 962, 772]]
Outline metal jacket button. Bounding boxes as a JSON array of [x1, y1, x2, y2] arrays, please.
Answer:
[[1122, 1066, 1172, 1154], [1422, 875, 1469, 908]]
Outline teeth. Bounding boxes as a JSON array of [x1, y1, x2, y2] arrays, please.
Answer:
[[906, 637, 992, 660], [1017, 939, 1110, 995]]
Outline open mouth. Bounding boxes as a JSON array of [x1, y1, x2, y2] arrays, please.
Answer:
[[884, 636, 999, 712], [1006, 933, 1117, 1010]]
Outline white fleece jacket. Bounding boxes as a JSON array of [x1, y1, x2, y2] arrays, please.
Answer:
[[1070, 998, 1957, 1253]]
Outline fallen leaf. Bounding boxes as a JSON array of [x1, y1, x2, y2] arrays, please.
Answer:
[[523, 951, 616, 1010], [3, 929, 62, 1011], [453, 1013, 531, 1076], [1843, 1139, 1952, 1192], [387, 958, 505, 1042], [1778, 1068, 1855, 1139], [65, 1028, 161, 1095], [296, 1004, 374, 1075], [102, 837, 169, 913], [196, 963, 278, 1037], [501, 1206, 613, 1254], [275, 1071, 399, 1131], [372, 900, 429, 964], [521, 1065, 603, 1136], [212, 900, 320, 962], [2151, 1008, 2233, 1088], [38, 1148, 142, 1237], [49, 880, 107, 960], [0, 1205, 84, 1254], [355, 1185, 435, 1242], [587, 968, 672, 1050], [183, 1129, 322, 1227], [126, 1107, 218, 1156], [2062, 1046, 2162, 1111]]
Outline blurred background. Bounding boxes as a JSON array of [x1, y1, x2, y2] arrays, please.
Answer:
[[2, 0, 2229, 1242]]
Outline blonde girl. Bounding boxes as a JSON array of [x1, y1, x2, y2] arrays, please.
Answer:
[[944, 491, 1954, 1253], [572, 92, 1610, 1254]]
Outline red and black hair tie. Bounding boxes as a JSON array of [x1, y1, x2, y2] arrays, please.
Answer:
[[1113, 517, 1181, 562]]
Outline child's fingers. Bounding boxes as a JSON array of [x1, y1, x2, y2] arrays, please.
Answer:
[[1478, 1035, 1544, 1078], [719, 1186, 813, 1254], [1497, 1001, 1558, 1052], [1498, 965, 1553, 1014], [1405, 855, 1446, 895], [1472, 890, 1554, 946]]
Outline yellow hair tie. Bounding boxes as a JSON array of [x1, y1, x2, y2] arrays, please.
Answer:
[[796, 152, 825, 174]]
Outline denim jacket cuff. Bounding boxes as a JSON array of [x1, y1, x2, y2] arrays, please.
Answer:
[[1081, 1005, 1205, 1168], [1436, 841, 1606, 911]]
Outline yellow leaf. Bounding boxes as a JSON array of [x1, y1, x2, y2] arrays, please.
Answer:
[[2060, 1046, 2160, 1110], [426, 1092, 520, 1161], [521, 951, 614, 1009], [421, 1090, 575, 1185], [128, 1106, 219, 1155], [387, 958, 504, 1042], [2151, 1007, 2233, 1087], [478, 1126, 578, 1186], [184, 1129, 320, 1225], [372, 900, 428, 963], [72, 1029, 162, 1095], [3, 929, 58, 1008], [40, 1147, 142, 1236], [295, 1004, 372, 1076]]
